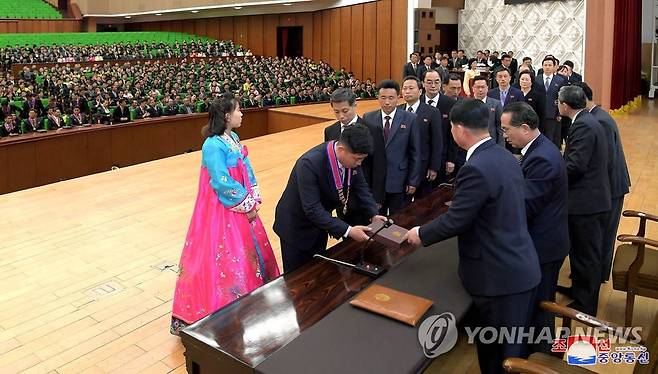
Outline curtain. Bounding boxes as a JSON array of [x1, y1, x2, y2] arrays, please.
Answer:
[[610, 0, 642, 109]]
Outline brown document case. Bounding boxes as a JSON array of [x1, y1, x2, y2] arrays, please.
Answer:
[[349, 284, 434, 326], [367, 220, 408, 247]]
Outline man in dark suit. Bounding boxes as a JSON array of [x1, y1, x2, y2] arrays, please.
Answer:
[[363, 80, 421, 215], [577, 82, 631, 283], [405, 99, 540, 374], [501, 102, 569, 353], [22, 93, 45, 118], [558, 86, 611, 316], [562, 60, 583, 84], [135, 99, 151, 119], [399, 76, 443, 198], [22, 109, 43, 133], [488, 68, 524, 107], [455, 49, 469, 69], [441, 74, 466, 179], [70, 106, 88, 126], [417, 55, 435, 81], [536, 57, 567, 148], [508, 51, 519, 79], [424, 70, 458, 178], [402, 52, 420, 80], [472, 76, 504, 145], [323, 88, 364, 142], [113, 99, 131, 123], [323, 88, 372, 226], [436, 57, 450, 83], [273, 125, 387, 272]]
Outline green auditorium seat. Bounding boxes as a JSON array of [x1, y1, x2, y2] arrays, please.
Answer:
[[0, 32, 214, 48]]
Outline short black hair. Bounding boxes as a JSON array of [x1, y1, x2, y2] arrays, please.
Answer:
[[501, 54, 511, 60], [339, 124, 373, 155], [377, 79, 400, 94], [542, 57, 556, 66], [564, 60, 575, 69], [558, 86, 587, 109], [518, 70, 535, 82], [449, 99, 489, 131], [472, 75, 489, 85], [330, 88, 356, 106], [495, 67, 511, 78], [443, 73, 462, 85], [458, 49, 465, 53], [502, 102, 539, 130], [440, 56, 448, 62], [522, 57, 532, 62], [402, 75, 422, 89], [573, 81, 594, 101]]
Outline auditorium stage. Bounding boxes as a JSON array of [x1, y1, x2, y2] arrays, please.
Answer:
[[0, 100, 657, 373]]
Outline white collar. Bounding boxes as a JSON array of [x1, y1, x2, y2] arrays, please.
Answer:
[[333, 142, 345, 170], [544, 73, 554, 80], [479, 96, 487, 103], [381, 108, 397, 121], [499, 85, 510, 93], [573, 109, 585, 121], [406, 100, 421, 112], [521, 133, 541, 156], [343, 115, 359, 127], [425, 93, 439, 103], [466, 137, 492, 161]]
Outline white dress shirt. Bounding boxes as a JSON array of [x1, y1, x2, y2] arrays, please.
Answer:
[[381, 108, 397, 128], [521, 133, 541, 156], [405, 100, 421, 113], [466, 136, 492, 162]]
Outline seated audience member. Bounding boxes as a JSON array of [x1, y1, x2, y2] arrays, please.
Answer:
[[0, 114, 19, 137], [70, 106, 88, 126], [22, 109, 43, 132], [135, 99, 150, 119], [113, 99, 131, 123]]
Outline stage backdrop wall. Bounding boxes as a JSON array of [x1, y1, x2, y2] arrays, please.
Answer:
[[457, 0, 585, 74], [125, 0, 407, 84]]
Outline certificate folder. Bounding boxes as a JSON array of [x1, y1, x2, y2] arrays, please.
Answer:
[[366, 220, 408, 247], [349, 284, 433, 326]]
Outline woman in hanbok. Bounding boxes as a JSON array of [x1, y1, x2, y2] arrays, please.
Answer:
[[171, 93, 280, 334]]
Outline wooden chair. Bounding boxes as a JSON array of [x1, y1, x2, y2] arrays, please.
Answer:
[[502, 301, 657, 374], [612, 210, 658, 326]]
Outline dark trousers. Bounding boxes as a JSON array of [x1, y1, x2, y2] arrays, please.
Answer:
[[602, 197, 625, 282], [542, 118, 562, 149], [568, 212, 608, 316], [416, 178, 435, 199], [379, 192, 411, 216], [560, 116, 572, 145], [529, 259, 564, 354], [472, 287, 537, 374], [281, 235, 328, 273]]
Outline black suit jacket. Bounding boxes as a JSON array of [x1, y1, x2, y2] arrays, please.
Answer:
[[564, 111, 611, 215], [536, 74, 567, 119], [113, 106, 131, 123], [323, 116, 365, 142], [403, 62, 419, 79], [70, 113, 88, 126], [521, 134, 569, 264], [419, 139, 541, 297], [135, 106, 149, 119], [424, 94, 461, 172], [417, 64, 434, 81], [590, 105, 630, 198], [521, 88, 546, 128], [397, 103, 443, 172], [273, 143, 379, 253]]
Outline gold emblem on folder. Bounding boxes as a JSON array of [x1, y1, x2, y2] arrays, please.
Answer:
[[375, 293, 391, 302]]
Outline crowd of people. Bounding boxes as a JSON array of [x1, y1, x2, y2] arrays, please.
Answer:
[[0, 55, 379, 137], [0, 39, 249, 68]]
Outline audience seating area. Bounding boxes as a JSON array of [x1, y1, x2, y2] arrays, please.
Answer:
[[0, 0, 62, 19], [0, 32, 212, 47]]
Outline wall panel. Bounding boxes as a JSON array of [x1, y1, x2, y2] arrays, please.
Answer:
[[339, 7, 351, 72], [247, 15, 264, 55], [390, 0, 407, 83], [219, 17, 234, 41], [234, 16, 249, 48], [350, 4, 364, 79], [312, 12, 322, 62], [263, 14, 278, 57], [362, 2, 378, 81], [375, 0, 392, 82]]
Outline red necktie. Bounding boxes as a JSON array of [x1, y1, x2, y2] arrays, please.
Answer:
[[383, 115, 391, 142]]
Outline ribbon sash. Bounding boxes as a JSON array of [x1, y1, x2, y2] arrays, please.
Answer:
[[327, 141, 351, 214]]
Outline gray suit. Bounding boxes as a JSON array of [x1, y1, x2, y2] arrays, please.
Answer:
[[363, 109, 421, 214], [482, 97, 504, 145]]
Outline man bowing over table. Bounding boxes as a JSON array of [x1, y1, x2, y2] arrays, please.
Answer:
[[404, 99, 540, 374], [274, 125, 388, 273]]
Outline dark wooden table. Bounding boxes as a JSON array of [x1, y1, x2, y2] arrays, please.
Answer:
[[180, 186, 473, 374]]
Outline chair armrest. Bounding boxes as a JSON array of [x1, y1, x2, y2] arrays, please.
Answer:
[[540, 302, 644, 345], [502, 358, 560, 374], [617, 235, 658, 249], [623, 210, 658, 223]]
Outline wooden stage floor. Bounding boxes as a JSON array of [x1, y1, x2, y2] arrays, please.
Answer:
[[0, 99, 657, 373]]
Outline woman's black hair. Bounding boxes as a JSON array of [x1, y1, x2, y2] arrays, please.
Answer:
[[202, 93, 239, 138]]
